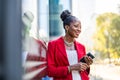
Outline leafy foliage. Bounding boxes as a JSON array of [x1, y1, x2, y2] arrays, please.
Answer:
[[93, 13, 120, 59]]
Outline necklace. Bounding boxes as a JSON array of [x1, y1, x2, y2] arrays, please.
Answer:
[[64, 39, 74, 47]]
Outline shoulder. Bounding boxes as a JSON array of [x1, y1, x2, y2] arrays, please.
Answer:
[[75, 40, 85, 48], [48, 37, 63, 44], [48, 37, 63, 46]]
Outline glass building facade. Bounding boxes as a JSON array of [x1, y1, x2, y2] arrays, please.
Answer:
[[22, 0, 72, 40], [38, 0, 72, 40]]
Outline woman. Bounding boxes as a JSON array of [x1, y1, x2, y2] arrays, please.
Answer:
[[47, 10, 93, 80]]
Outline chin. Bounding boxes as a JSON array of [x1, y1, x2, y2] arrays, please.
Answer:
[[74, 36, 78, 38]]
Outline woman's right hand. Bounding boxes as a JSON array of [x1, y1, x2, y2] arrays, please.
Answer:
[[69, 62, 89, 72]]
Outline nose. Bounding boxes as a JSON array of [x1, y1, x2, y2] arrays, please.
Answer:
[[77, 27, 81, 32]]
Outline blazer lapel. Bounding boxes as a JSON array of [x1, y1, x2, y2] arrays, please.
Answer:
[[74, 41, 84, 61], [56, 37, 69, 64]]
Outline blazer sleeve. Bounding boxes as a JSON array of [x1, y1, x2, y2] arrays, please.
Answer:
[[47, 41, 69, 78], [83, 45, 90, 75]]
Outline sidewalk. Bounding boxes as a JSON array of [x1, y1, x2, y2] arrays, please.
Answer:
[[90, 64, 120, 80]]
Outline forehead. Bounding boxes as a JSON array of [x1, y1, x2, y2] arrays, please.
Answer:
[[71, 20, 81, 25]]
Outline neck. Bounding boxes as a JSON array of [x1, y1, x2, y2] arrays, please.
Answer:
[[63, 36, 74, 47], [64, 35, 74, 43]]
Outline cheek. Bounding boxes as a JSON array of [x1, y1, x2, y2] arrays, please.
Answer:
[[69, 29, 77, 37], [68, 29, 74, 36]]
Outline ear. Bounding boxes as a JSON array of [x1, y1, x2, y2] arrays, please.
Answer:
[[65, 25, 69, 31]]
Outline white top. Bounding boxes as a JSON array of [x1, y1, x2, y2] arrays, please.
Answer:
[[66, 50, 81, 80]]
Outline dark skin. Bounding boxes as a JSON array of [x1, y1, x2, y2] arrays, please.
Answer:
[[64, 20, 93, 72]]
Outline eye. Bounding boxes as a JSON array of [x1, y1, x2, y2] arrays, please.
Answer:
[[74, 25, 78, 27], [74, 25, 81, 29], [74, 25, 80, 28]]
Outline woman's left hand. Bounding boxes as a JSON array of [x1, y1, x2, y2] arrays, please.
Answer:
[[84, 56, 93, 65]]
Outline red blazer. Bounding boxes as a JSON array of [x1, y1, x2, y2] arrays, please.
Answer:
[[47, 37, 90, 80]]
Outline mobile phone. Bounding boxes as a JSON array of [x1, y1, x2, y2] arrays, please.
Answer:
[[80, 52, 95, 63]]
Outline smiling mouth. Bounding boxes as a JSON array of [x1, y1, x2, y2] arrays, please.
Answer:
[[76, 32, 80, 35], [76, 33, 79, 36]]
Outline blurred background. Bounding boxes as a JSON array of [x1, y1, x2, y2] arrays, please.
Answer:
[[0, 0, 120, 80]]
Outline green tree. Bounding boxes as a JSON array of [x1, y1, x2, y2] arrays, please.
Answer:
[[93, 13, 120, 59]]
